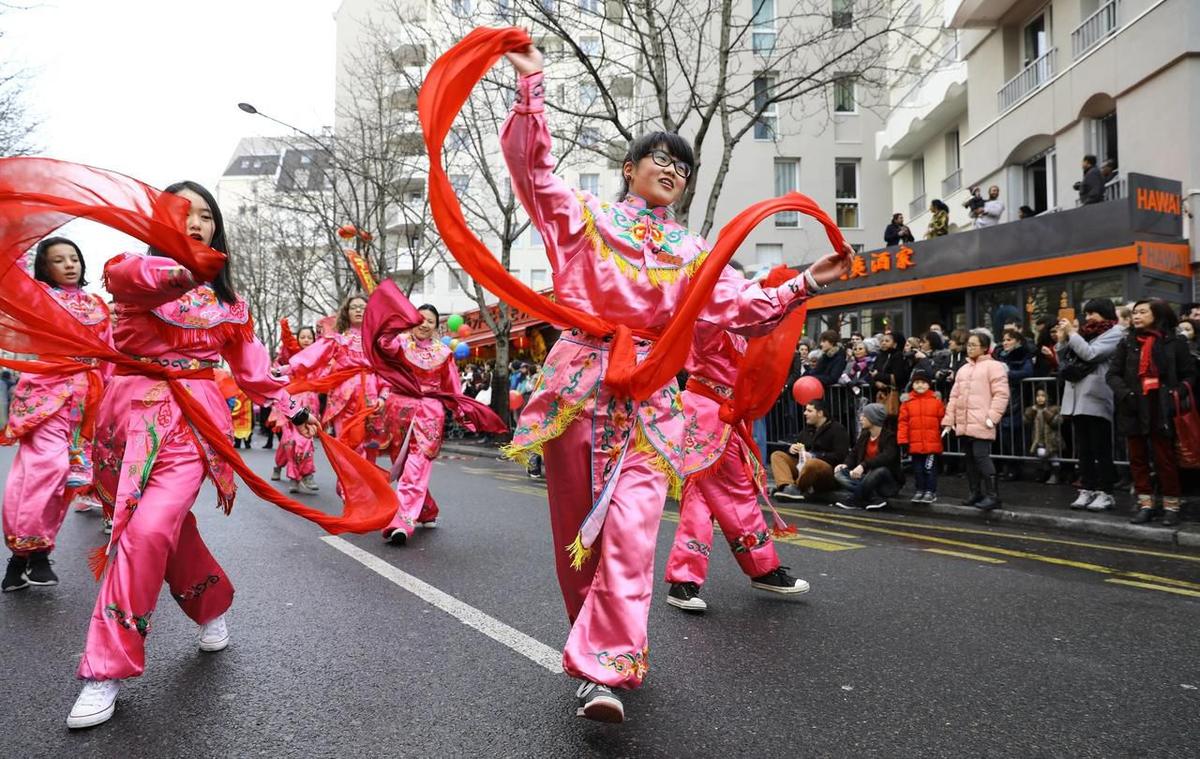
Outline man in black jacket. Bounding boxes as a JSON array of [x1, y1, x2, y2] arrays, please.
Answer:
[[834, 403, 904, 510], [1075, 154, 1105, 205], [772, 399, 850, 501], [810, 330, 847, 388]]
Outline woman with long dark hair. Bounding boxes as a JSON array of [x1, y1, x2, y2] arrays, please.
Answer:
[[68, 181, 318, 728], [498, 44, 850, 722], [2, 237, 113, 592], [1108, 299, 1195, 526]]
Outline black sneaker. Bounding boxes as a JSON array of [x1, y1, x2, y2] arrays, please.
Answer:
[[24, 552, 58, 586], [575, 681, 624, 723], [2, 555, 29, 592], [774, 485, 806, 502], [385, 530, 407, 546], [666, 582, 707, 612], [865, 499, 888, 511], [750, 567, 810, 594]]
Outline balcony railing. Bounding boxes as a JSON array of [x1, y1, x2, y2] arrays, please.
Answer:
[[909, 194, 927, 219], [997, 48, 1056, 112], [1071, 0, 1120, 60], [942, 168, 963, 196]]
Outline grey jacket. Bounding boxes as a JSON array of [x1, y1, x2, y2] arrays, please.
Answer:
[[1056, 325, 1124, 418]]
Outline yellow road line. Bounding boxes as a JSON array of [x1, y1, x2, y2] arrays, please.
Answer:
[[1105, 579, 1200, 598], [784, 511, 1200, 591], [772, 505, 1200, 564], [1117, 572, 1200, 591], [923, 548, 1008, 564], [660, 511, 862, 552], [793, 527, 861, 540]]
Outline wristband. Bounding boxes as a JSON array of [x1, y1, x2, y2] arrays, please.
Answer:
[[803, 268, 821, 292]]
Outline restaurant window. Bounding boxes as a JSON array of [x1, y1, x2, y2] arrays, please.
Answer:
[[975, 286, 1020, 332]]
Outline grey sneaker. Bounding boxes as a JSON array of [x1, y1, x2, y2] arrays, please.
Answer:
[[774, 485, 806, 502], [270, 466, 282, 481], [575, 681, 624, 723], [925, 492, 938, 504]]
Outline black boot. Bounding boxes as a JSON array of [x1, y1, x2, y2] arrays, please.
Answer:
[[2, 555, 29, 592], [975, 476, 1001, 511], [1130, 508, 1153, 524]]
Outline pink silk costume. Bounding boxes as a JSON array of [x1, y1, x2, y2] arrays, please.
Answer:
[[378, 332, 458, 537], [78, 253, 297, 681], [269, 367, 319, 481], [285, 327, 389, 457], [500, 72, 813, 688], [2, 284, 113, 555], [664, 321, 784, 586]]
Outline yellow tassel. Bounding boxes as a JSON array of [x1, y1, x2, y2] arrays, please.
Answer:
[[500, 396, 588, 467], [630, 426, 683, 500], [566, 533, 593, 570]]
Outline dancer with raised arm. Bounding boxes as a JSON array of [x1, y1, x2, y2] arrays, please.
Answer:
[[480, 42, 850, 722], [1, 237, 113, 592]]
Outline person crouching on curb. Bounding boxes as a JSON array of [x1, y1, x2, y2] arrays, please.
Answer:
[[898, 370, 945, 504], [771, 399, 850, 502], [834, 403, 904, 510]]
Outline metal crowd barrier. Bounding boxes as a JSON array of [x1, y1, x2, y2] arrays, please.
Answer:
[[765, 376, 1129, 466]]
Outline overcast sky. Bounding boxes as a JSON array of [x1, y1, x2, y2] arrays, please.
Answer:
[[4, 0, 341, 284]]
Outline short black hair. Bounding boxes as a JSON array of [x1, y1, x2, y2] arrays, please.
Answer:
[[618, 131, 695, 200], [968, 330, 992, 350], [818, 330, 839, 346], [1082, 297, 1117, 322], [34, 236, 87, 287], [1083, 154, 1097, 167], [805, 399, 829, 418], [1133, 299, 1179, 332], [417, 303, 441, 323]]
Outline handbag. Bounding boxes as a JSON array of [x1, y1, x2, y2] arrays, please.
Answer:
[[1171, 383, 1200, 469], [878, 388, 900, 417]]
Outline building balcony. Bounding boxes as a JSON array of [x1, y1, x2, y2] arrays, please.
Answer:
[[875, 42, 967, 160], [942, 168, 963, 196], [997, 48, 1056, 113], [944, 0, 1024, 28], [1072, 0, 1121, 59], [909, 194, 927, 219]]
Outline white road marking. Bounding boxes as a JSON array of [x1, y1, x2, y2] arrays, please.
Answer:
[[321, 536, 564, 673]]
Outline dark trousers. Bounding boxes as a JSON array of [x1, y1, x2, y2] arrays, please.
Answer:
[[961, 437, 995, 495], [834, 467, 901, 503], [1072, 415, 1115, 493], [912, 453, 939, 493]]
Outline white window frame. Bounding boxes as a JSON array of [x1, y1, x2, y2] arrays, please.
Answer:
[[580, 36, 601, 56], [579, 0, 601, 13], [774, 158, 800, 227], [751, 0, 777, 55], [530, 268, 548, 289], [579, 173, 600, 196], [835, 159, 861, 229], [753, 75, 778, 141], [833, 75, 857, 114]]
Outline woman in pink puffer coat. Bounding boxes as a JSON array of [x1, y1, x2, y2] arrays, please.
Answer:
[[942, 330, 1009, 510]]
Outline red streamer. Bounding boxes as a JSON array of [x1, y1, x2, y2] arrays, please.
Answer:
[[418, 27, 845, 402]]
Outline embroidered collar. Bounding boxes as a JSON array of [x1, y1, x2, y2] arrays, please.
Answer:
[[45, 283, 107, 326], [621, 193, 675, 221]]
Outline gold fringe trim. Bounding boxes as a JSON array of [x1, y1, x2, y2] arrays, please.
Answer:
[[566, 532, 593, 570], [499, 395, 589, 467], [576, 193, 709, 287], [630, 425, 683, 500], [645, 249, 710, 287]]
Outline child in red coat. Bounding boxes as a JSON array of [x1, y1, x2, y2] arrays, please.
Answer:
[[898, 370, 946, 503]]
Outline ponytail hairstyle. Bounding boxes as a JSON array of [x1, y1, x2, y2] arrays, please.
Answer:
[[159, 180, 237, 304]]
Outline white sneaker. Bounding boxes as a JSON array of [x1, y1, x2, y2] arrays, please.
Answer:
[[198, 615, 230, 652], [102, 518, 113, 535], [1085, 491, 1115, 512], [421, 520, 438, 529], [1070, 490, 1095, 509], [67, 679, 120, 729], [71, 493, 102, 513]]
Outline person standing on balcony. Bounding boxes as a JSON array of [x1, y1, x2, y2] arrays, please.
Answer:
[[974, 186, 1005, 228], [925, 200, 949, 238], [1075, 155, 1105, 205], [884, 213, 915, 246]]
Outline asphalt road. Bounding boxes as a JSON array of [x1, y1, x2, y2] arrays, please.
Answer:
[[1, 444, 1198, 758]]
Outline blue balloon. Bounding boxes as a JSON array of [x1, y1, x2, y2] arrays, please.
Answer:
[[440, 336, 452, 346], [454, 343, 470, 359]]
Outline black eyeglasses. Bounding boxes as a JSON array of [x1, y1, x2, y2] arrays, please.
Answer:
[[649, 149, 691, 180]]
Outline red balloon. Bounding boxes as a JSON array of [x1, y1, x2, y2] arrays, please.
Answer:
[[457, 324, 471, 338], [791, 376, 824, 406], [508, 390, 524, 411]]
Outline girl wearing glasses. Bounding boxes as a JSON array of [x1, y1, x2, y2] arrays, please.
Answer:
[[500, 44, 850, 723]]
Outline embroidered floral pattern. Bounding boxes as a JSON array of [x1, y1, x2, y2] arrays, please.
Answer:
[[685, 539, 711, 557], [575, 193, 709, 287], [105, 603, 152, 637], [173, 574, 220, 603], [729, 529, 772, 554], [6, 535, 51, 552], [152, 285, 250, 330], [594, 645, 649, 681]]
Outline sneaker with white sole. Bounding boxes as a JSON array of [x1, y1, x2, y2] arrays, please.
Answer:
[[864, 499, 888, 510], [1085, 491, 1115, 512], [67, 679, 120, 729], [71, 493, 102, 513], [750, 567, 810, 594], [1069, 490, 1095, 510], [198, 615, 230, 652], [102, 518, 113, 535], [420, 520, 437, 529], [385, 529, 407, 546], [666, 581, 707, 611], [575, 681, 624, 723]]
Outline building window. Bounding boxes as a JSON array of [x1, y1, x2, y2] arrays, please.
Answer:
[[580, 36, 601, 56], [450, 174, 470, 194], [579, 127, 601, 147], [580, 0, 601, 12], [531, 268, 548, 289], [529, 226, 544, 247], [755, 243, 784, 266], [774, 159, 800, 227], [832, 0, 853, 29], [580, 82, 599, 107], [833, 76, 856, 113], [835, 159, 860, 228], [496, 0, 511, 21], [751, 0, 776, 54], [541, 0, 555, 11], [449, 268, 466, 293], [753, 75, 777, 140], [579, 173, 600, 196], [452, 0, 472, 17]]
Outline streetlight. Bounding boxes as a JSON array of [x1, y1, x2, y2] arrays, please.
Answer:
[[235, 101, 333, 154]]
